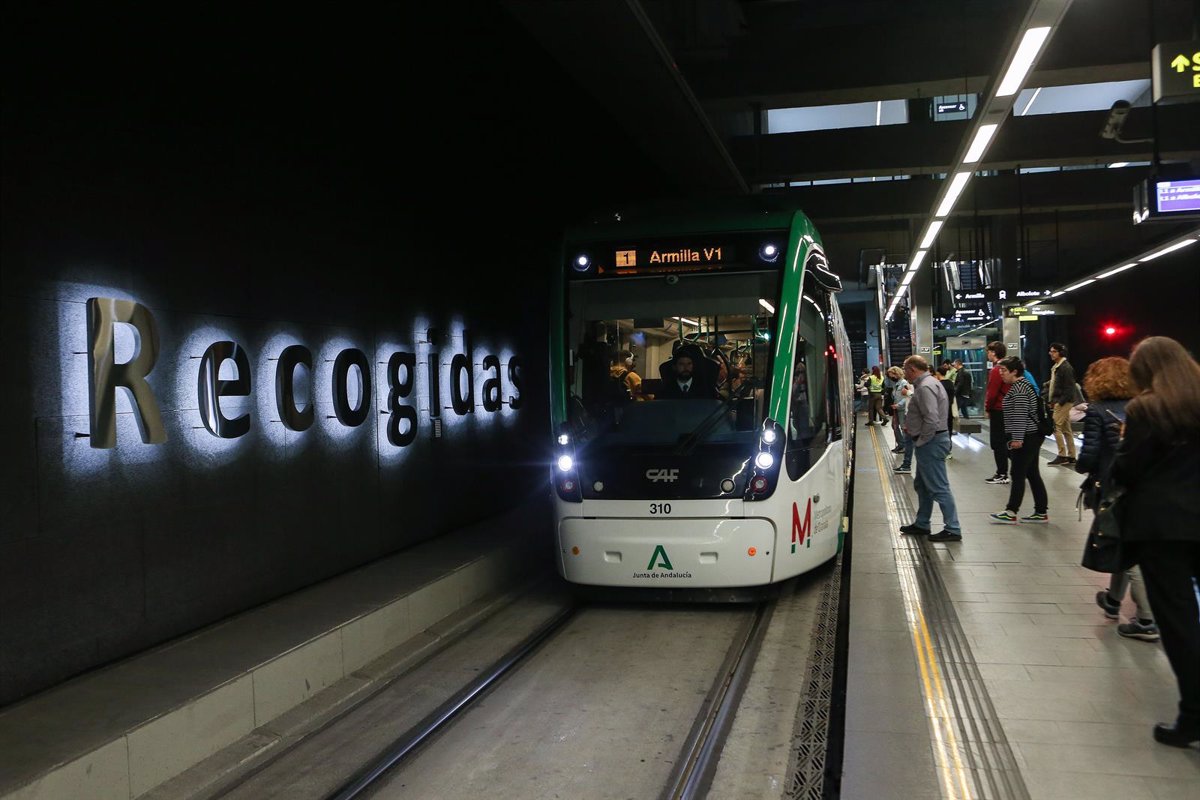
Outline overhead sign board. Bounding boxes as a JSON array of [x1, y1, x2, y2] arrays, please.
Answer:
[[946, 336, 987, 349], [1005, 304, 1075, 318], [953, 287, 1052, 306], [937, 101, 967, 114], [1151, 41, 1200, 103]]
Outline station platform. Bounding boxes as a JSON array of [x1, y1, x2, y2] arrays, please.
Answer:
[[841, 415, 1199, 799], [0, 500, 548, 800]]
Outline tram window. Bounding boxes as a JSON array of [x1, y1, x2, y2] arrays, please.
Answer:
[[564, 271, 780, 448], [786, 290, 829, 480]]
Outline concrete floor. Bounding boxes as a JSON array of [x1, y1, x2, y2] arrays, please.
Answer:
[[841, 417, 1200, 800]]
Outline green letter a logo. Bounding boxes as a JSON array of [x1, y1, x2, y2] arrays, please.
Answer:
[[647, 545, 674, 571]]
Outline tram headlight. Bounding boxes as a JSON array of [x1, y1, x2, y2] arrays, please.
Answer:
[[761, 428, 777, 445], [557, 433, 570, 446], [755, 451, 775, 470], [573, 254, 592, 272], [557, 454, 574, 472], [759, 243, 780, 263]]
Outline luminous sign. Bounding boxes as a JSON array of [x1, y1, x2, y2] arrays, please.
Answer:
[[937, 101, 967, 114], [1156, 179, 1200, 213], [567, 231, 787, 279], [1151, 41, 1200, 103], [953, 288, 1051, 306], [85, 297, 524, 449], [1005, 303, 1075, 318]]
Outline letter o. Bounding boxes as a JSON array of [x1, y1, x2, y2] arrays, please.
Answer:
[[332, 348, 371, 427]]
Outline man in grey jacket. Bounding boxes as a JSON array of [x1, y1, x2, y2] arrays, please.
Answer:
[[1047, 342, 1078, 466], [898, 355, 962, 542]]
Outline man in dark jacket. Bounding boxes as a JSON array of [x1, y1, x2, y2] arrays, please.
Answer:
[[1047, 342, 1078, 466], [952, 359, 973, 418]]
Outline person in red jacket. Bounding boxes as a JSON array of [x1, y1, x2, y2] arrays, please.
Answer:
[[984, 341, 1012, 484]]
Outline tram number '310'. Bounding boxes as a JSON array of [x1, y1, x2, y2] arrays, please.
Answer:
[[649, 503, 672, 515]]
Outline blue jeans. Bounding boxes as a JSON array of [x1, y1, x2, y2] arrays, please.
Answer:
[[913, 432, 960, 533], [898, 430, 914, 468]]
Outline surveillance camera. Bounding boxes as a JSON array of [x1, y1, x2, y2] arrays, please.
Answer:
[[665, 275, 679, 285], [1100, 100, 1131, 140]]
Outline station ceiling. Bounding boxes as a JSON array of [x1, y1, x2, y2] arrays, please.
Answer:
[[506, 0, 1199, 288]]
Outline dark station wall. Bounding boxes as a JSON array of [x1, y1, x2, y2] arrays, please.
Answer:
[[1022, 247, 1200, 387], [0, 6, 675, 704]]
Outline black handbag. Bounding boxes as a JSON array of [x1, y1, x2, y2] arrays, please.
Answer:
[[1081, 483, 1126, 573], [1079, 477, 1102, 511]]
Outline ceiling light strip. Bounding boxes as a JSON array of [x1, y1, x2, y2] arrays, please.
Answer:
[[919, 221, 944, 250], [996, 27, 1053, 97], [963, 124, 998, 164], [935, 173, 972, 218]]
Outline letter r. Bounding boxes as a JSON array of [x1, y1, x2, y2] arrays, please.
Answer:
[[87, 297, 167, 448]]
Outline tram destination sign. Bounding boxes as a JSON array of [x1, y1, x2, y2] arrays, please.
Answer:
[[568, 230, 790, 279], [953, 288, 1052, 307]]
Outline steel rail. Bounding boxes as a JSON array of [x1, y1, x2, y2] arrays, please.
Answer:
[[323, 604, 578, 800], [661, 599, 776, 800]]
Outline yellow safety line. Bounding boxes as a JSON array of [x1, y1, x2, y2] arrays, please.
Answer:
[[867, 425, 973, 800]]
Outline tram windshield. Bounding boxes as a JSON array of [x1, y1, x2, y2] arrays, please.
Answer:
[[566, 271, 779, 449]]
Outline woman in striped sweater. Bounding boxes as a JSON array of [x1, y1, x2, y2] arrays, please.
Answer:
[[990, 357, 1049, 524]]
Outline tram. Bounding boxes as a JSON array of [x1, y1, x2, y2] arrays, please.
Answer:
[[550, 203, 855, 589]]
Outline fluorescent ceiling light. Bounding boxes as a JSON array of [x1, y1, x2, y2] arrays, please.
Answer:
[[1051, 290, 1065, 297], [894, 284, 909, 299], [900, 271, 916, 286], [919, 221, 944, 250], [1095, 263, 1136, 280], [997, 27, 1052, 97], [935, 172, 972, 217], [1026, 300, 1042, 306], [963, 124, 998, 164], [909, 250, 928, 271], [875, 101, 882, 126], [1065, 279, 1096, 292], [1139, 239, 1197, 262], [1107, 162, 1130, 169], [673, 316, 700, 327], [758, 298, 776, 314]]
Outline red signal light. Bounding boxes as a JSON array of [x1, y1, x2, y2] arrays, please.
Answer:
[[1104, 326, 1117, 337]]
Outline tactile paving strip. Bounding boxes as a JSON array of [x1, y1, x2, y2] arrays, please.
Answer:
[[784, 548, 842, 799], [869, 426, 1030, 800]]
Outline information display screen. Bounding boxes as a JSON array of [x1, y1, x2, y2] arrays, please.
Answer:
[[1156, 179, 1200, 214]]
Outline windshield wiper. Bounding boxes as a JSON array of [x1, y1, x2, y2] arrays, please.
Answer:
[[673, 379, 758, 456]]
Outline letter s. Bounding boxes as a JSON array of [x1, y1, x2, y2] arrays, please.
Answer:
[[507, 356, 524, 410]]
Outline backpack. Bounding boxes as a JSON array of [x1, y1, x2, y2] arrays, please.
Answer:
[[1034, 393, 1054, 437], [606, 369, 633, 404]]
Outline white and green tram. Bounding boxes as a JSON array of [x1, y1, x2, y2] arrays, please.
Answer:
[[551, 203, 855, 589]]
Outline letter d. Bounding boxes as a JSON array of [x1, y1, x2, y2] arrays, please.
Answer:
[[87, 297, 167, 448]]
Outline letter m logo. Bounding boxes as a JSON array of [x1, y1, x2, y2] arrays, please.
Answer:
[[791, 498, 813, 553]]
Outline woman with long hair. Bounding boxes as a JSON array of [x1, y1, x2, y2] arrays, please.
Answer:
[[1113, 336, 1200, 748], [1078, 358, 1157, 640]]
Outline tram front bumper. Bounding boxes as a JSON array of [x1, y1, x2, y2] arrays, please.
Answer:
[[557, 517, 777, 587]]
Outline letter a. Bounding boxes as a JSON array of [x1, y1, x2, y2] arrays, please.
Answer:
[[647, 545, 674, 571]]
